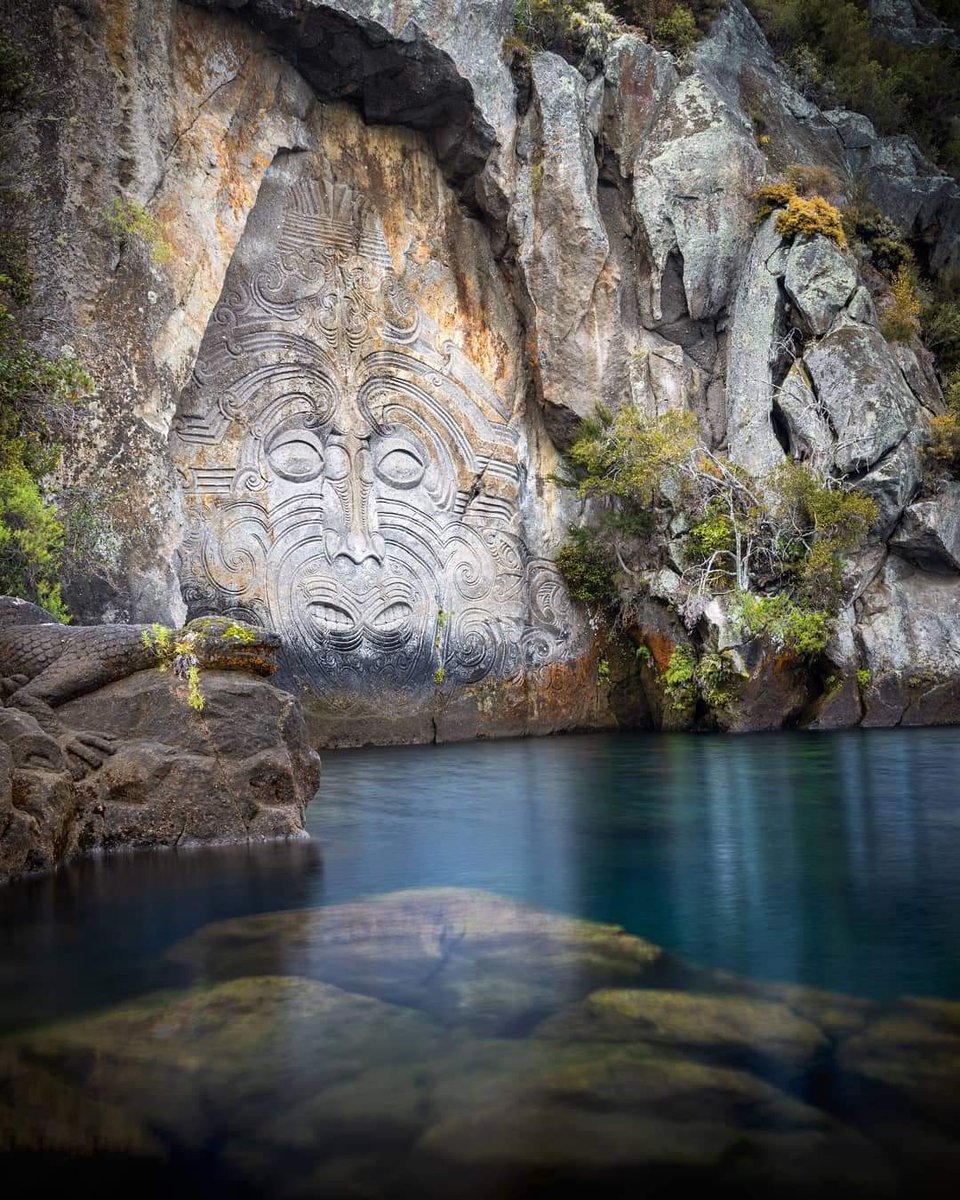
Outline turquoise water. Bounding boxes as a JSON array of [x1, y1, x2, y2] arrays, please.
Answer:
[[2, 728, 960, 1198], [3, 729, 959, 1033]]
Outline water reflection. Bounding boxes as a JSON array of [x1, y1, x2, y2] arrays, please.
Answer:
[[312, 731, 960, 1001], [3, 729, 960, 1196]]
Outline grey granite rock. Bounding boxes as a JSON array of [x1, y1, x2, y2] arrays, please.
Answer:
[[784, 237, 857, 337], [804, 324, 919, 475], [890, 483, 960, 571]]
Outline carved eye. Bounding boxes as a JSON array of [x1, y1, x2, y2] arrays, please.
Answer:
[[376, 447, 425, 489], [267, 430, 325, 482]]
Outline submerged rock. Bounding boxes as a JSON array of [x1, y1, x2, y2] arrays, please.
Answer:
[[535, 987, 828, 1075], [3, 887, 932, 1198], [167, 887, 666, 1033]]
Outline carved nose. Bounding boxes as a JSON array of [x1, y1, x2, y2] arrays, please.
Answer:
[[324, 530, 385, 565]]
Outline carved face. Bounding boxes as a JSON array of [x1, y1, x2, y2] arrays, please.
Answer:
[[173, 171, 573, 706]]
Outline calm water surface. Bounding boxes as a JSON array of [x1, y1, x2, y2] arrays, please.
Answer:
[[3, 728, 959, 1029], [2, 728, 959, 1198]]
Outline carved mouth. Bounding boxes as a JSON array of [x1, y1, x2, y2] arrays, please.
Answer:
[[369, 602, 413, 633], [308, 602, 357, 633]]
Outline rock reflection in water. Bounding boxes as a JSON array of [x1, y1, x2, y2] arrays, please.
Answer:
[[3, 887, 959, 1199]]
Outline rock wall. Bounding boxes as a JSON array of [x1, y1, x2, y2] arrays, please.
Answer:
[[4, 0, 960, 740]]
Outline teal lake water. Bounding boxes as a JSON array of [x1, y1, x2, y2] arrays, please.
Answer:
[[3, 729, 959, 1030], [2, 729, 960, 1197]]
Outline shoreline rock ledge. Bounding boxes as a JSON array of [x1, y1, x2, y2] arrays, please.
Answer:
[[0, 598, 321, 885]]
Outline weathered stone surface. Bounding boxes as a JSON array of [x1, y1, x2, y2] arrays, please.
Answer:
[[784, 237, 857, 337], [535, 987, 828, 1073], [0, 606, 319, 882], [517, 52, 613, 440], [776, 362, 834, 471], [167, 887, 666, 1033], [0, 889, 911, 1198], [804, 324, 918, 475], [890, 483, 960, 571], [839, 996, 960, 1121], [186, 0, 517, 193], [726, 217, 790, 477], [629, 71, 763, 324], [856, 556, 960, 725]]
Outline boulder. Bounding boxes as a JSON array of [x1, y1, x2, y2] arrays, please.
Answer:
[[890, 483, 960, 571], [784, 236, 858, 336], [804, 324, 919, 475], [0, 606, 320, 884], [856, 555, 960, 725], [726, 217, 791, 477]]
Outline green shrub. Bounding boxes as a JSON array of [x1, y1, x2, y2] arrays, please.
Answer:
[[663, 643, 697, 711], [0, 254, 94, 617], [654, 5, 699, 51], [564, 403, 697, 507], [737, 592, 833, 658], [105, 198, 173, 265], [555, 527, 618, 609], [697, 649, 741, 709]]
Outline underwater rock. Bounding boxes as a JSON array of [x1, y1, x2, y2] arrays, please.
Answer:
[[167, 887, 666, 1034], [534, 987, 828, 1079]]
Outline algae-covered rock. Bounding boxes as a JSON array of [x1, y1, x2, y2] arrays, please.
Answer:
[[167, 888, 666, 1033], [535, 987, 828, 1075], [839, 996, 960, 1120]]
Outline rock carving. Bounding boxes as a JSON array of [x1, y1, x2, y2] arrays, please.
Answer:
[[0, 615, 280, 775], [173, 165, 574, 708]]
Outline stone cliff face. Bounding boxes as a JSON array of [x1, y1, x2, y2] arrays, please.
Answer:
[[5, 0, 960, 740]]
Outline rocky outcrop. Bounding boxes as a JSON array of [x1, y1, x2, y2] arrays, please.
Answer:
[[0, 602, 320, 883], [4, 0, 960, 738], [2, 887, 956, 1196]]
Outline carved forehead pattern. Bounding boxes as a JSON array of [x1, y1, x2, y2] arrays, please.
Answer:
[[172, 167, 575, 707]]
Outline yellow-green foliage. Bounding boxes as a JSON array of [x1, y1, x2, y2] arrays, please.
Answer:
[[105, 198, 172, 265], [754, 183, 797, 222], [925, 368, 960, 477], [565, 403, 698, 508], [0, 254, 93, 620], [142, 623, 206, 711], [141, 623, 174, 660], [654, 5, 699, 50], [185, 663, 204, 711], [737, 592, 833, 658], [772, 460, 878, 609], [662, 644, 697, 711], [775, 194, 847, 247], [879, 264, 922, 343]]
